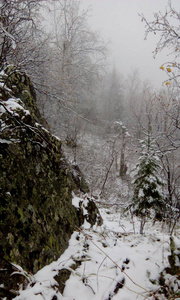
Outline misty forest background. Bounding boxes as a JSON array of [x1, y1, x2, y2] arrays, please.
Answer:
[[0, 0, 179, 233]]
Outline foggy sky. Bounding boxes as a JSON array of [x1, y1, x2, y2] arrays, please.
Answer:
[[81, 0, 179, 89]]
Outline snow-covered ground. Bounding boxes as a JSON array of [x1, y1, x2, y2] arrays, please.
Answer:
[[14, 195, 180, 300]]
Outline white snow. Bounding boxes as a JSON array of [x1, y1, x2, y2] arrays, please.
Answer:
[[0, 98, 30, 116], [0, 139, 13, 144], [72, 196, 82, 209], [14, 195, 180, 300]]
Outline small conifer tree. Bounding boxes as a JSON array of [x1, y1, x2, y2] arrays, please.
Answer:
[[131, 128, 164, 234]]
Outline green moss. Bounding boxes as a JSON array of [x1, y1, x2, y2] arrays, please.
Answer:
[[165, 237, 180, 278], [0, 67, 99, 275], [0, 128, 87, 272]]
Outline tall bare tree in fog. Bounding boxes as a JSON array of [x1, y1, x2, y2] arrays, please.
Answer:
[[44, 0, 107, 141], [0, 0, 48, 77]]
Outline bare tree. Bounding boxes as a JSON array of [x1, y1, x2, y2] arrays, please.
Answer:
[[153, 91, 180, 233], [140, 0, 180, 88], [0, 0, 45, 68], [129, 86, 180, 232], [43, 0, 107, 140]]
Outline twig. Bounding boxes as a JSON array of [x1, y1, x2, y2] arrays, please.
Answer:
[[77, 226, 154, 299]]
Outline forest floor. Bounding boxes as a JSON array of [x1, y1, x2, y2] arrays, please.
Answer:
[[14, 195, 180, 300]]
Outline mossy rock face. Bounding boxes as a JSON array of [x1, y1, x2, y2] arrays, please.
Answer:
[[0, 67, 96, 276], [157, 237, 180, 299], [0, 258, 27, 299], [0, 139, 82, 272], [165, 237, 180, 279], [0, 66, 45, 126]]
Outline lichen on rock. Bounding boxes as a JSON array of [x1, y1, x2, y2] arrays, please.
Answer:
[[0, 66, 101, 286]]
